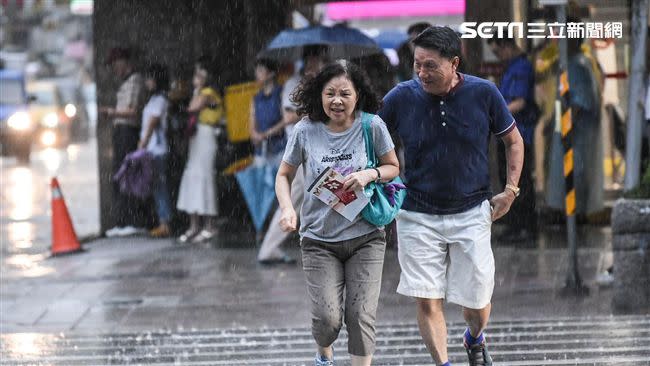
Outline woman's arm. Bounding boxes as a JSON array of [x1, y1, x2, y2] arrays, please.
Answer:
[[343, 149, 400, 191], [276, 161, 299, 232], [138, 116, 161, 150], [187, 92, 209, 113], [261, 117, 287, 139], [249, 101, 263, 144]]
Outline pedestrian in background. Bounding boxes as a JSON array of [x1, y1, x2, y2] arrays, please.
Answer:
[[396, 22, 431, 81], [249, 58, 286, 162], [176, 57, 223, 243], [488, 37, 539, 242], [379, 26, 524, 366], [276, 61, 399, 366], [257, 46, 328, 265], [546, 31, 604, 218], [100, 47, 147, 237], [138, 63, 172, 238]]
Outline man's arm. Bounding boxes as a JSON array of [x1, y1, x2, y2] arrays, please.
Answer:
[[490, 127, 524, 221]]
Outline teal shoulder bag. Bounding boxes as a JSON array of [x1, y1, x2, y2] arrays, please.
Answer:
[[360, 112, 406, 226]]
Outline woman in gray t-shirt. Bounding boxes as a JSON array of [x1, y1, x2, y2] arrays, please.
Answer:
[[275, 61, 399, 366]]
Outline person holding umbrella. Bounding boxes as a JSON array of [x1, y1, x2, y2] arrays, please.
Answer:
[[257, 46, 328, 265], [276, 61, 400, 366]]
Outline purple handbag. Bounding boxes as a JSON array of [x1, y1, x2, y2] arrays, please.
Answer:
[[113, 149, 154, 200]]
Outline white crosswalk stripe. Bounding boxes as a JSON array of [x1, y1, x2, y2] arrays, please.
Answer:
[[1, 315, 649, 365]]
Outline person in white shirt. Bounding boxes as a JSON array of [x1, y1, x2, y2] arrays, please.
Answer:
[[257, 46, 328, 265], [138, 64, 172, 238]]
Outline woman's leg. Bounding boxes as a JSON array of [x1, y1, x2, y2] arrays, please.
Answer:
[[152, 155, 172, 230], [344, 231, 386, 363], [301, 237, 345, 361]]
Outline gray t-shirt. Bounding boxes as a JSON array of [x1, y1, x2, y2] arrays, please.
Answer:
[[283, 112, 395, 242]]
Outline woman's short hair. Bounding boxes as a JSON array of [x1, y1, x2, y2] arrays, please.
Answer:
[[144, 63, 169, 93], [412, 26, 461, 60], [254, 57, 279, 75], [293, 60, 381, 122]]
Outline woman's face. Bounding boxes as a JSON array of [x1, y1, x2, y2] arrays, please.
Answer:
[[321, 75, 358, 125], [254, 65, 273, 85], [193, 66, 208, 89]]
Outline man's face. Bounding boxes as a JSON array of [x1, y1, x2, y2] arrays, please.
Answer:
[[111, 59, 129, 78], [303, 56, 325, 79], [413, 46, 458, 95]]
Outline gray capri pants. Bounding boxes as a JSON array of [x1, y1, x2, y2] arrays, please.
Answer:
[[301, 230, 386, 356]]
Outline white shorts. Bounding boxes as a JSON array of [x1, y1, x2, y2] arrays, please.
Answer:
[[396, 200, 495, 309]]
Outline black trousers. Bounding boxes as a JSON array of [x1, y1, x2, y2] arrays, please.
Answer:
[[110, 124, 149, 227], [498, 141, 537, 232]]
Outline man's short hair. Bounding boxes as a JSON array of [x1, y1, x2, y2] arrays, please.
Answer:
[[407, 22, 432, 36], [412, 26, 461, 60], [105, 47, 131, 65]]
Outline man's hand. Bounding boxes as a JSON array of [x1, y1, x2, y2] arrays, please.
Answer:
[[137, 140, 146, 150], [99, 107, 115, 116], [489, 190, 516, 221], [343, 169, 376, 191], [279, 207, 297, 232]]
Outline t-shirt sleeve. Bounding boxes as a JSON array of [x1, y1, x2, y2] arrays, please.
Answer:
[[282, 76, 300, 110], [201, 87, 220, 103], [371, 115, 395, 157], [378, 86, 400, 135], [149, 96, 166, 117], [282, 119, 305, 167], [487, 82, 516, 137]]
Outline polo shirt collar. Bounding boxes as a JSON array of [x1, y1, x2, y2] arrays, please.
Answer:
[[416, 72, 465, 99]]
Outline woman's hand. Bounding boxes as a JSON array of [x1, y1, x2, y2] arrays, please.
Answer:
[[250, 130, 264, 145], [279, 207, 297, 232], [343, 169, 376, 191]]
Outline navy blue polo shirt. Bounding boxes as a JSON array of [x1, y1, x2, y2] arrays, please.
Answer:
[[499, 55, 537, 145], [379, 74, 515, 215]]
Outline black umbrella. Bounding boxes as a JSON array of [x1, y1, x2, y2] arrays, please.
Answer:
[[259, 25, 382, 61]]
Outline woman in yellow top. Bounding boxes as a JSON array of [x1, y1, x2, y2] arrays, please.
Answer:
[[176, 57, 224, 243]]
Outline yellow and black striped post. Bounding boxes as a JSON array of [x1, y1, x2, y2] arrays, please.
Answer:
[[557, 68, 587, 294], [559, 71, 576, 217]]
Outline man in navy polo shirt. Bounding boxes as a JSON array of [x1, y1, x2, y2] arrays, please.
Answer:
[[488, 37, 538, 242], [379, 26, 524, 366]]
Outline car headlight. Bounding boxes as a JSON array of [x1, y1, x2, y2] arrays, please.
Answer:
[[43, 112, 59, 128], [7, 112, 32, 131], [64, 103, 77, 118]]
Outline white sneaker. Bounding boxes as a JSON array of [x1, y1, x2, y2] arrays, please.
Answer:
[[105, 226, 124, 237], [116, 226, 146, 237], [596, 270, 614, 286]]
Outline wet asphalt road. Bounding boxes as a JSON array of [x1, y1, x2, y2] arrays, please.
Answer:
[[0, 138, 100, 269]]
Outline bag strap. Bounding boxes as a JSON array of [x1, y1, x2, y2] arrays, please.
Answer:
[[361, 112, 377, 168]]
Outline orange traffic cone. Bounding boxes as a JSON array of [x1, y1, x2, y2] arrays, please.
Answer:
[[51, 177, 83, 256]]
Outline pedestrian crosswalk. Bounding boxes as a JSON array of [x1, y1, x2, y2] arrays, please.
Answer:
[[1, 315, 649, 365]]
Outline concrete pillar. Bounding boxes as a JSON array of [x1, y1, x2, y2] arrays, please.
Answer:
[[93, 0, 290, 232]]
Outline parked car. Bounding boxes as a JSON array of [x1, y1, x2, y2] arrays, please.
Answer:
[[53, 77, 91, 142], [0, 69, 35, 162], [26, 80, 72, 149]]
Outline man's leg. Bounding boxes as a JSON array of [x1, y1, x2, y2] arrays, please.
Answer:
[[395, 210, 450, 365], [415, 298, 448, 364], [463, 303, 491, 339]]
